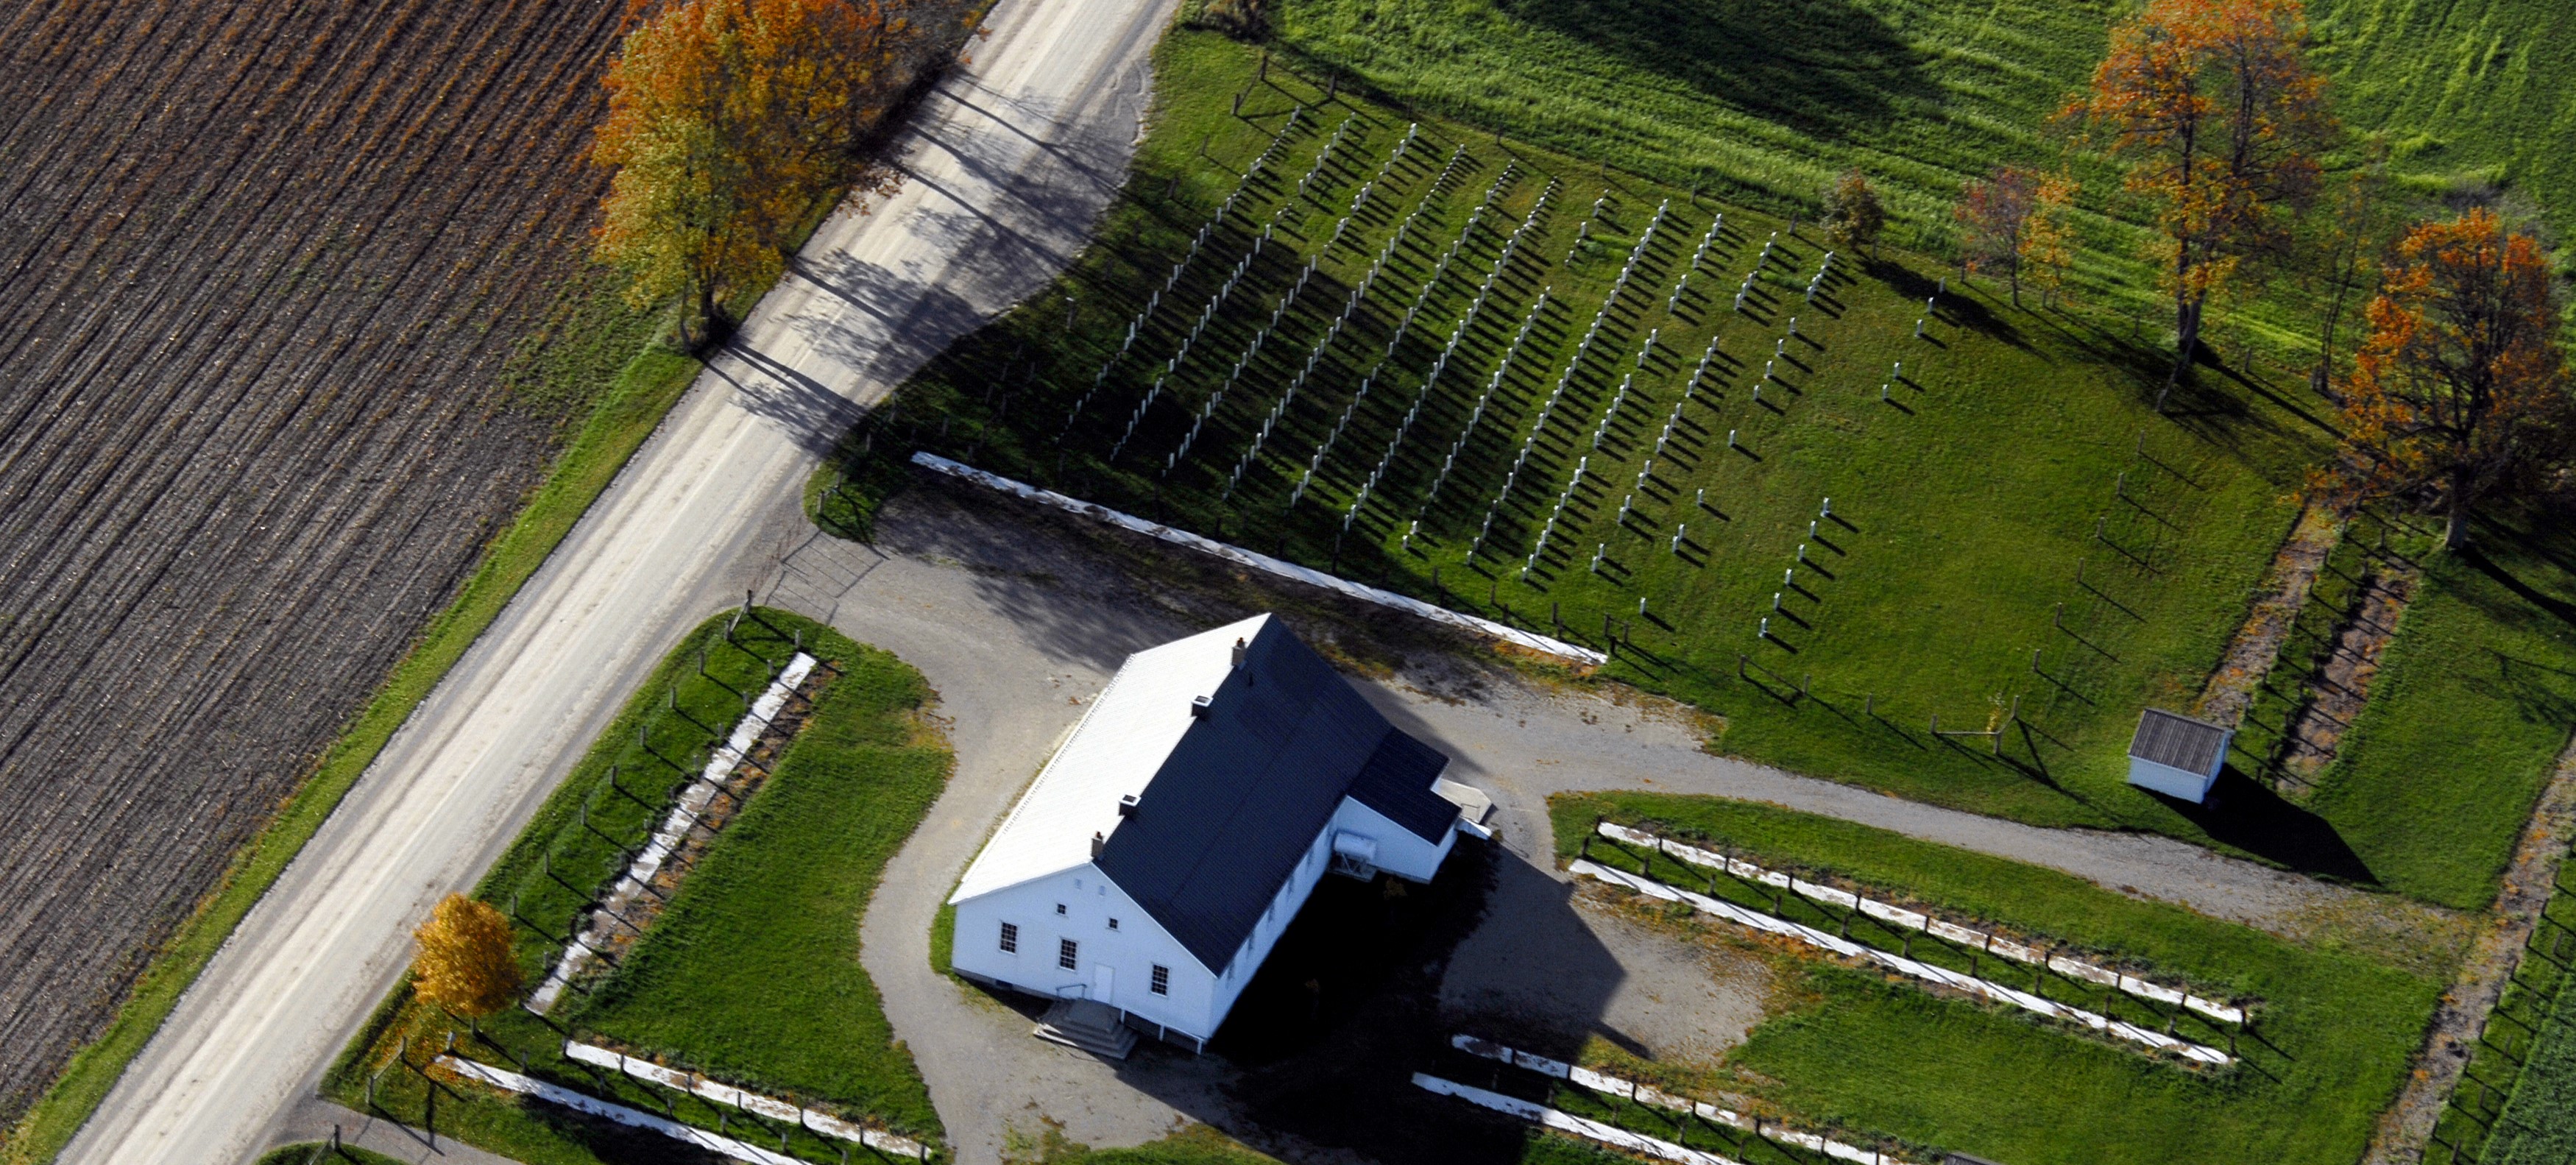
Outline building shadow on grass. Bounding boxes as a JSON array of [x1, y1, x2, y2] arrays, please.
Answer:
[[1206, 842, 1588, 1165], [2151, 768, 2377, 885], [526, 1106, 733, 1164], [1501, 0, 1939, 143]]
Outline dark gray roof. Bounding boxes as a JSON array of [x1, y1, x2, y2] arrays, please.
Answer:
[[1096, 618, 1451, 971], [2129, 708, 2229, 775], [1347, 729, 1457, 843]]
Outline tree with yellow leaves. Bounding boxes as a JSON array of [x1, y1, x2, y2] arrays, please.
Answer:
[[2020, 172, 2079, 308], [412, 893, 523, 1019]]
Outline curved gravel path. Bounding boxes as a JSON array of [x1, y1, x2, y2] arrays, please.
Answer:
[[770, 485, 2414, 1164]]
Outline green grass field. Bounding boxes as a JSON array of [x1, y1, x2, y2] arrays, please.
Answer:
[[324, 609, 949, 1164], [2424, 863, 2576, 1164], [2482, 983, 2576, 1165], [863, 29, 2452, 883], [2302, 512, 2576, 909], [1270, 0, 2124, 253], [570, 641, 951, 1138], [2313, 0, 2576, 231], [1270, 0, 2576, 329], [1550, 791, 2442, 1165]]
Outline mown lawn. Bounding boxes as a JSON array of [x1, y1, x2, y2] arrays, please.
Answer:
[[1271, 0, 2129, 258], [323, 609, 949, 1164], [570, 640, 952, 1136], [2311, 0, 2576, 237], [865, 29, 2485, 892], [1549, 792, 2441, 1165], [2302, 511, 2576, 910]]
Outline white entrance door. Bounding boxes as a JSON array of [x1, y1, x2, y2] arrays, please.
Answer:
[[1093, 963, 1115, 1007]]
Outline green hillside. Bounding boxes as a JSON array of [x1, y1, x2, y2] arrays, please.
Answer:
[[2315, 0, 2576, 230], [1274, 0, 2576, 330]]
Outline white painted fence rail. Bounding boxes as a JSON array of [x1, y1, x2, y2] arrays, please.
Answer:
[[531, 653, 821, 1013], [911, 452, 1607, 665], [1594, 821, 2246, 1024], [563, 1040, 930, 1158], [438, 1056, 810, 1164], [1413, 1073, 1744, 1165], [1448, 1035, 1912, 1164], [1569, 860, 2233, 1065]]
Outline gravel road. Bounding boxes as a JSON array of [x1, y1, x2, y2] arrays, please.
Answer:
[[772, 484, 2407, 1165], [60, 0, 1175, 1158]]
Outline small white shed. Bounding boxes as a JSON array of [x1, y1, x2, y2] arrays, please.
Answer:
[[2126, 708, 2231, 803]]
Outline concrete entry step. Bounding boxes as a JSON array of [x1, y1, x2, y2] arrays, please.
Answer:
[[1035, 997, 1138, 1060]]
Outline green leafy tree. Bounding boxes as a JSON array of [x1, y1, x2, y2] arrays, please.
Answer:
[[1819, 169, 1886, 257]]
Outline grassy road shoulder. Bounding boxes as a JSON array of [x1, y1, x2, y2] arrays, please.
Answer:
[[325, 609, 947, 1164]]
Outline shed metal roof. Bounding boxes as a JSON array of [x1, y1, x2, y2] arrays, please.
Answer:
[[2129, 708, 2229, 775], [951, 614, 1454, 971]]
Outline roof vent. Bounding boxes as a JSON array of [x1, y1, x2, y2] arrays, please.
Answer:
[[1231, 637, 1248, 668], [1190, 693, 1213, 719], [1091, 830, 1106, 860], [1118, 793, 1140, 819]]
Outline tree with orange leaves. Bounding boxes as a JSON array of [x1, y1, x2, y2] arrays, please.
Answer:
[[2067, 0, 2335, 406], [592, 0, 949, 346], [2324, 208, 2571, 550]]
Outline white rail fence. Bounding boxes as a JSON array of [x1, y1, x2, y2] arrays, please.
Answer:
[[1569, 859, 2234, 1064], [1415, 1072, 1749, 1165], [1592, 821, 2246, 1024], [565, 1039, 931, 1158], [436, 1055, 928, 1164], [911, 452, 1606, 665], [1448, 1034, 1916, 1164]]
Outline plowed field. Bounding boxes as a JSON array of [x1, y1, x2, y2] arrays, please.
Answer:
[[0, 0, 631, 1121]]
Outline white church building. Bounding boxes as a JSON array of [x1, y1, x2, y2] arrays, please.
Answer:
[[947, 614, 1487, 1054]]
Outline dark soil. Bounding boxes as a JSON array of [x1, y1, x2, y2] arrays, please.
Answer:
[[2279, 567, 2419, 789], [0, 0, 634, 1122]]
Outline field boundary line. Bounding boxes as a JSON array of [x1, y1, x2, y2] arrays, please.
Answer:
[[0, 341, 704, 1165], [910, 451, 1608, 665]]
